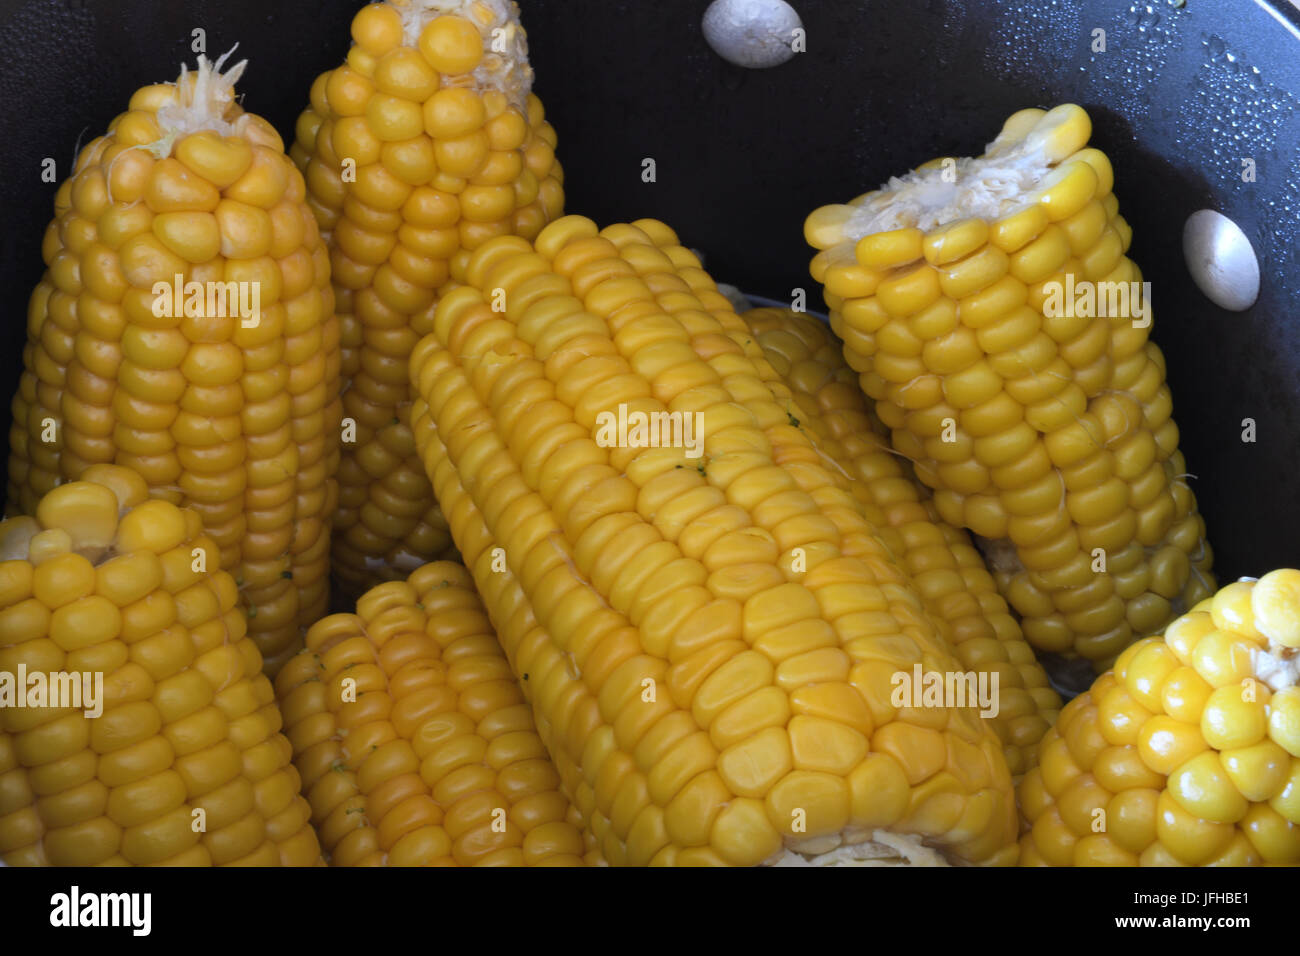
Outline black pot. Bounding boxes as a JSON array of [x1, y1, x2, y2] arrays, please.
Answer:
[[0, 0, 1296, 581]]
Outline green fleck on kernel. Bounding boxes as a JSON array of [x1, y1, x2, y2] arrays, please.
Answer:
[[281, 570, 293, 579]]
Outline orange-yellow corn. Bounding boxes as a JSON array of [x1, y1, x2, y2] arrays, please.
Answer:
[[0, 465, 321, 866], [406, 214, 1021, 866], [1020, 569, 1300, 865], [290, 0, 564, 598], [273, 560, 589, 865], [742, 306, 1060, 774], [805, 104, 1214, 669], [5, 54, 341, 676]]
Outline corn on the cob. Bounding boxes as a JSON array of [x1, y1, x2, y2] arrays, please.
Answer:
[[413, 345, 934, 867], [1019, 569, 1300, 865], [289, 0, 564, 598], [805, 104, 1214, 669], [0, 465, 321, 866], [742, 306, 1060, 774], [5, 53, 341, 676], [273, 560, 588, 865], [407, 214, 1021, 866]]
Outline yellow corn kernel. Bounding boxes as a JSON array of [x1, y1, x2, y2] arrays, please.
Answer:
[[174, 132, 253, 190], [419, 16, 485, 76], [1155, 789, 1234, 865], [1253, 569, 1300, 648], [375, 49, 439, 102], [1200, 684, 1267, 751], [1166, 751, 1247, 823], [1220, 740, 1290, 802], [352, 2, 404, 57], [1240, 803, 1300, 863]]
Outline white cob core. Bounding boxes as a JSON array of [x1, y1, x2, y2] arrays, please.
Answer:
[[766, 829, 949, 867], [152, 49, 248, 153], [1252, 642, 1300, 692], [840, 104, 1092, 237], [846, 144, 1052, 236]]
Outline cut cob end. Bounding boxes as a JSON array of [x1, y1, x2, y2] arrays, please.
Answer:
[[807, 104, 1094, 245], [1019, 571, 1300, 866]]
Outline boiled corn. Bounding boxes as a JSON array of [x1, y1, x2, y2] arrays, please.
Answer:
[[290, 0, 564, 598], [0, 465, 321, 865], [273, 560, 588, 865], [408, 214, 1021, 866], [1019, 569, 1300, 865], [742, 306, 1060, 774], [413, 351, 941, 867], [805, 104, 1215, 668], [5, 53, 341, 676]]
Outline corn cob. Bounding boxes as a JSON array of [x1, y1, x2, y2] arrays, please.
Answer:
[[0, 465, 321, 866], [5, 53, 341, 676], [408, 214, 1021, 866], [413, 336, 933, 867], [805, 104, 1214, 669], [1020, 569, 1300, 865], [742, 306, 1060, 774], [273, 560, 588, 865], [289, 0, 564, 598]]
